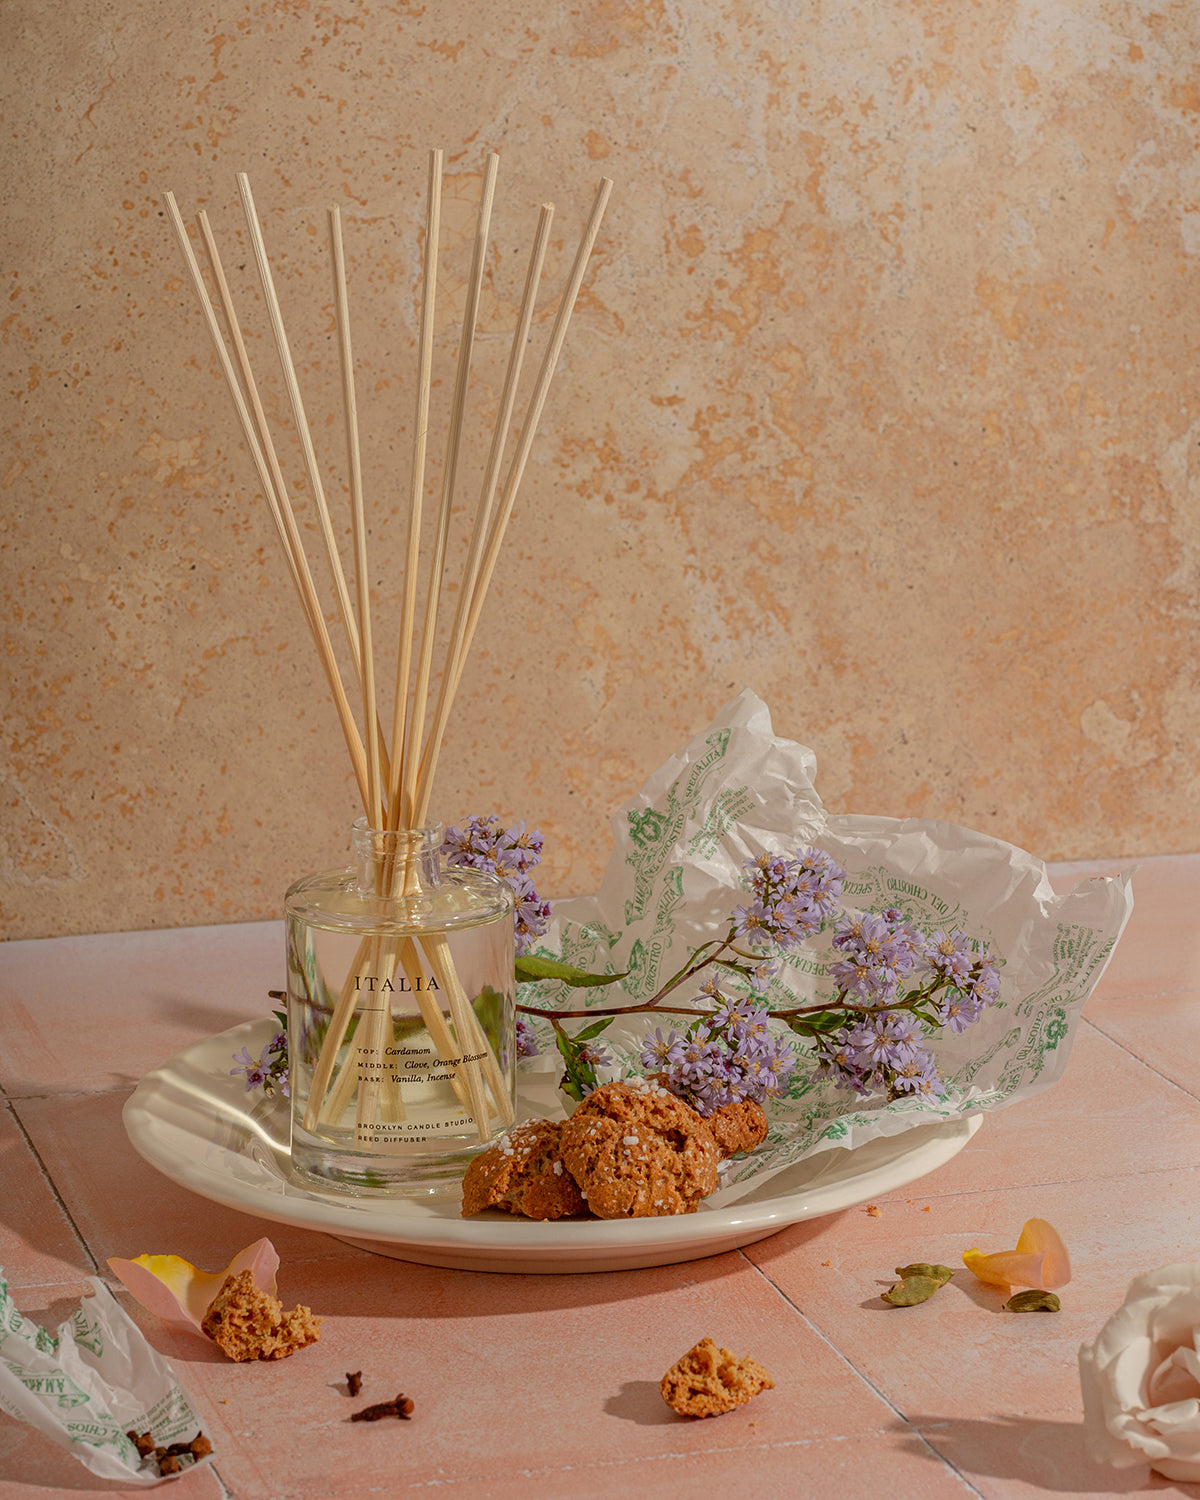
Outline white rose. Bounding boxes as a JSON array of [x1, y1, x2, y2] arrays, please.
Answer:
[[1079, 1262, 1200, 1482]]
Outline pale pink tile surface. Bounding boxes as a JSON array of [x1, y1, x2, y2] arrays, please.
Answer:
[[138, 1253, 910, 1498], [0, 922, 282, 1097], [1085, 991, 1200, 1103], [0, 1106, 92, 1290], [12, 1090, 340, 1269], [911, 1021, 1200, 1199]]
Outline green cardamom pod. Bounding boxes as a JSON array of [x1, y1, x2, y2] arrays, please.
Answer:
[[1005, 1289, 1061, 1313], [882, 1274, 943, 1306], [894, 1263, 954, 1286]]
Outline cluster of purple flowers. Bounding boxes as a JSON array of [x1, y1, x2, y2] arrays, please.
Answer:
[[638, 995, 798, 1117], [731, 847, 845, 953], [814, 911, 1001, 1099], [230, 1031, 290, 1098], [441, 814, 551, 956], [924, 928, 1002, 1030], [514, 1016, 539, 1058]]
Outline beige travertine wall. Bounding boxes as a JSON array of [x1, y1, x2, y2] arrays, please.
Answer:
[[3, 1, 1199, 941]]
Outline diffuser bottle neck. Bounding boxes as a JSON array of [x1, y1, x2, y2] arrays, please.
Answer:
[[350, 818, 443, 898]]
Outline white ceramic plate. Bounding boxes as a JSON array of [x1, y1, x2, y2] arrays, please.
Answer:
[[124, 1020, 981, 1274]]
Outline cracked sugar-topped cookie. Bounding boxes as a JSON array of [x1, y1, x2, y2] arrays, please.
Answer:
[[460, 1118, 587, 1220], [559, 1078, 720, 1218]]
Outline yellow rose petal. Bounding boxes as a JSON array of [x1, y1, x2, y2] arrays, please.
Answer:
[[963, 1218, 1070, 1291], [108, 1238, 279, 1331], [962, 1247, 1049, 1290]]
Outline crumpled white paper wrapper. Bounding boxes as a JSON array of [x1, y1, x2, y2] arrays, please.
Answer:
[[0, 1273, 210, 1485], [519, 689, 1133, 1201]]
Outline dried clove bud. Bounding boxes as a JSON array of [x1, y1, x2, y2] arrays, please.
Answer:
[[127, 1430, 211, 1475], [351, 1393, 414, 1422], [347, 1370, 363, 1396], [1005, 1289, 1061, 1313]]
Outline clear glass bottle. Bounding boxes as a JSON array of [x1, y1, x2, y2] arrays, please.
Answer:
[[284, 819, 516, 1195]]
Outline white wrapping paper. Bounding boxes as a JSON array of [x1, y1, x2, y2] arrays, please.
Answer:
[[519, 689, 1133, 1199], [0, 1274, 210, 1485]]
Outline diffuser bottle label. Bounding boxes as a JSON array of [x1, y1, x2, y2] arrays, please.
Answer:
[[351, 1039, 487, 1147]]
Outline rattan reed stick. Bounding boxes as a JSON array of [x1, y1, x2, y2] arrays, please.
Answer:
[[328, 206, 385, 828], [400, 152, 499, 833], [162, 192, 371, 809], [387, 149, 443, 831], [414, 176, 613, 823], [416, 201, 555, 811]]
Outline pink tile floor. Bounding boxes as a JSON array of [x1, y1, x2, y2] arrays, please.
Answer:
[[2, 855, 1198, 1498]]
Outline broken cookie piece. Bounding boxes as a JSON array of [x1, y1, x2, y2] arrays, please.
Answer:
[[704, 1096, 768, 1158], [200, 1269, 321, 1362], [460, 1119, 588, 1220], [660, 1337, 774, 1418]]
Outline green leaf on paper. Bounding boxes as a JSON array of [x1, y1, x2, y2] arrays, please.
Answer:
[[515, 955, 628, 988], [572, 1016, 617, 1042]]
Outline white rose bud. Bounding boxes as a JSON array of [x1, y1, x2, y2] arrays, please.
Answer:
[[1079, 1262, 1200, 1482]]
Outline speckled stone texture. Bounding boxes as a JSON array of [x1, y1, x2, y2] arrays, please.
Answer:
[[3, 1, 1199, 939]]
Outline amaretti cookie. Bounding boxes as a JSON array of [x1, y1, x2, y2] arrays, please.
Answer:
[[660, 1337, 774, 1418], [460, 1119, 587, 1220], [559, 1078, 720, 1218]]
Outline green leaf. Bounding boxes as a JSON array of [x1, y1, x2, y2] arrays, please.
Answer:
[[802, 1010, 849, 1033], [573, 1016, 616, 1042], [515, 955, 628, 988], [1005, 1290, 1061, 1313], [882, 1275, 943, 1306]]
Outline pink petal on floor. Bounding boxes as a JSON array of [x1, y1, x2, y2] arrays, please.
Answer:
[[1015, 1217, 1071, 1288], [108, 1237, 279, 1331]]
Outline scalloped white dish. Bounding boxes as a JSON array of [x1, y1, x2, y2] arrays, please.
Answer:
[[124, 1020, 981, 1274]]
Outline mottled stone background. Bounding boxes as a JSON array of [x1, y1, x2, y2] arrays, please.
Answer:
[[4, 1, 1199, 940]]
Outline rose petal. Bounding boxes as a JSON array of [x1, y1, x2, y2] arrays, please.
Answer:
[[1016, 1217, 1071, 1289], [963, 1217, 1070, 1290], [1150, 1345, 1200, 1407], [963, 1247, 1048, 1290], [108, 1238, 279, 1332]]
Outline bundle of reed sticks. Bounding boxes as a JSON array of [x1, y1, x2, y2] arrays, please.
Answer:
[[165, 152, 612, 1147]]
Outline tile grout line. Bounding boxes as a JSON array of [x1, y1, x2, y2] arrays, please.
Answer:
[[1081, 1015, 1200, 1105], [738, 1248, 987, 1497], [4, 1098, 101, 1277]]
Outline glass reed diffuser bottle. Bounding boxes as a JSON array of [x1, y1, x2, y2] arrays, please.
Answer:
[[285, 819, 517, 1195]]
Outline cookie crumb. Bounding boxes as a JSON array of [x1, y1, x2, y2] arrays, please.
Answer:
[[866, 1204, 881, 1218], [200, 1270, 321, 1362], [660, 1337, 774, 1418]]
